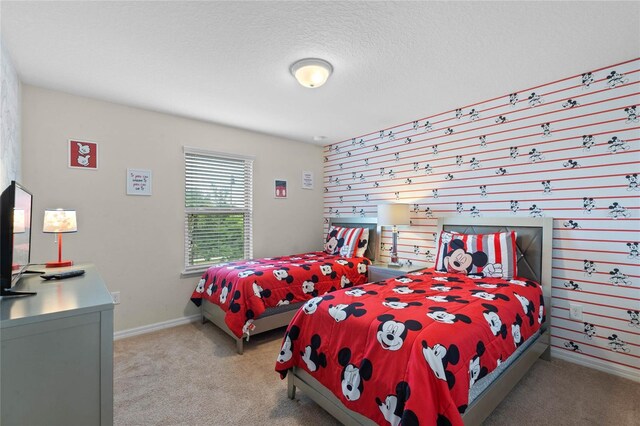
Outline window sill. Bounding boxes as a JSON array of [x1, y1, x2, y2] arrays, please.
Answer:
[[181, 269, 208, 278], [181, 258, 248, 279]]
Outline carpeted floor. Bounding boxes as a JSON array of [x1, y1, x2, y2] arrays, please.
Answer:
[[114, 322, 639, 425]]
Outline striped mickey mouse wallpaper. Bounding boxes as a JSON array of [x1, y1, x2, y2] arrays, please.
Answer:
[[323, 58, 639, 379]]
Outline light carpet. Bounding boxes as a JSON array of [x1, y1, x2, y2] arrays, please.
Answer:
[[114, 322, 639, 425]]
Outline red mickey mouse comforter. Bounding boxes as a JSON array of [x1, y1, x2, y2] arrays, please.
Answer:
[[190, 252, 370, 338], [275, 269, 545, 426]]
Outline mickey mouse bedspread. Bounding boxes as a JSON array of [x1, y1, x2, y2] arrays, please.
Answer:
[[275, 269, 544, 426], [190, 252, 370, 338]]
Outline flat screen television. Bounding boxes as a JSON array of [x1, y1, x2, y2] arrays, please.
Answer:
[[0, 181, 36, 297]]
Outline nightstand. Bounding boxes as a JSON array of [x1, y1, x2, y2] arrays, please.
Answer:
[[368, 262, 425, 282]]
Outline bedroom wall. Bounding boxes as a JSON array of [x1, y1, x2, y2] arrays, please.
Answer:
[[21, 85, 324, 332], [323, 58, 640, 380], [0, 39, 21, 189]]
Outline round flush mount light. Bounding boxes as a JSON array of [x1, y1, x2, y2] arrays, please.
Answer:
[[313, 135, 327, 142], [290, 58, 333, 88]]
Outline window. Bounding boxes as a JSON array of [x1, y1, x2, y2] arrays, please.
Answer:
[[184, 147, 253, 273]]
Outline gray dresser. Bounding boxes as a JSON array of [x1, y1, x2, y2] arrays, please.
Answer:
[[1, 264, 113, 425]]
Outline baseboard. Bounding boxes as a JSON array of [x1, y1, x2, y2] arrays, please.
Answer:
[[550, 348, 639, 383], [114, 314, 201, 340]]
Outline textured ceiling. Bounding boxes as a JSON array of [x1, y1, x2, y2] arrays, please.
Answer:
[[2, 1, 639, 145]]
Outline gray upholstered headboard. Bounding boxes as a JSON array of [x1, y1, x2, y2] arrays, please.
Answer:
[[328, 217, 378, 260], [436, 217, 553, 319], [438, 217, 553, 330]]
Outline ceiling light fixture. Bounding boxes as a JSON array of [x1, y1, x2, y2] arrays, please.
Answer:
[[290, 58, 333, 88]]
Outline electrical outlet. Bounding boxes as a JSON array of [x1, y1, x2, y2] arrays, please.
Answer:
[[569, 304, 582, 320], [111, 291, 121, 305]]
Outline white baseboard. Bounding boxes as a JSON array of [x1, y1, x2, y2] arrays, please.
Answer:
[[550, 348, 639, 383], [114, 314, 201, 340]]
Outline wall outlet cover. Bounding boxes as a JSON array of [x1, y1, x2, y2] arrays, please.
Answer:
[[111, 291, 121, 305], [569, 304, 583, 321]]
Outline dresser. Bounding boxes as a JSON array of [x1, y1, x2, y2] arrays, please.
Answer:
[[0, 264, 113, 425]]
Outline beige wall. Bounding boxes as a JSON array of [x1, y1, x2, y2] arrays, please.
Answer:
[[21, 85, 324, 331]]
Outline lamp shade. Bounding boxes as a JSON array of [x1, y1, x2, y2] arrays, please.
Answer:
[[377, 204, 410, 226], [43, 209, 77, 233]]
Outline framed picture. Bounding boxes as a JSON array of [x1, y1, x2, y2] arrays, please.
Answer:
[[68, 139, 98, 169], [127, 169, 152, 196], [302, 171, 314, 190], [275, 179, 287, 198]]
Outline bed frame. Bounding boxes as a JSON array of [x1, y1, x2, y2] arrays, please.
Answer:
[[201, 217, 378, 354], [287, 216, 553, 425]]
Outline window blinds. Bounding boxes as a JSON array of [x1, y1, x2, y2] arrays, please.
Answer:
[[184, 148, 253, 272]]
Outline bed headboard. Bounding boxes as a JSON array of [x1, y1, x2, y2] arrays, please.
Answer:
[[436, 217, 553, 330], [327, 217, 378, 261], [436, 217, 552, 285]]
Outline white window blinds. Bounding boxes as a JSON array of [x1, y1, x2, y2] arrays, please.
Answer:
[[184, 148, 253, 272]]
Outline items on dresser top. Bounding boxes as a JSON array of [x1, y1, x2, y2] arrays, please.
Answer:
[[42, 208, 78, 268], [41, 269, 85, 280]]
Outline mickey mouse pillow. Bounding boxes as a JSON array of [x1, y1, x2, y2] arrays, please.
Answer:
[[434, 231, 518, 279], [324, 226, 369, 258]]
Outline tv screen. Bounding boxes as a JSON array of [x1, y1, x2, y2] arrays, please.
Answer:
[[1, 181, 34, 295]]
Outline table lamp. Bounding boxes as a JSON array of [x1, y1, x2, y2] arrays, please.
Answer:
[[378, 203, 410, 266], [43, 209, 77, 268]]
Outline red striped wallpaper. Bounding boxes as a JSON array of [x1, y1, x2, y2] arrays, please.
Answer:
[[323, 58, 640, 379]]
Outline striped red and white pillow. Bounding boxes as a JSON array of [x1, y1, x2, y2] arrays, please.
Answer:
[[354, 228, 370, 258], [434, 231, 518, 279], [324, 226, 367, 257]]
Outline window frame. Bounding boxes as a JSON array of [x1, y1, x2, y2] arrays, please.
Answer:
[[182, 146, 254, 275]]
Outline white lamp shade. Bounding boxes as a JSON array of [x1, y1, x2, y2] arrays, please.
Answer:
[[43, 209, 77, 233], [290, 58, 333, 88], [13, 209, 26, 233], [377, 204, 410, 226]]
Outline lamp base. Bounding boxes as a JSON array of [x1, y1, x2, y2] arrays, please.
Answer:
[[387, 262, 402, 268], [45, 260, 73, 268]]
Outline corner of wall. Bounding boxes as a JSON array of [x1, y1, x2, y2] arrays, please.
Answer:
[[0, 38, 21, 189]]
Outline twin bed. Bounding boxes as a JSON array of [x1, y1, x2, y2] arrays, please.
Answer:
[[278, 217, 552, 425], [190, 216, 552, 425], [191, 217, 378, 354]]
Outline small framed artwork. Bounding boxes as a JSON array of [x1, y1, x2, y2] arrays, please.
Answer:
[[69, 139, 98, 169], [275, 179, 287, 198], [302, 171, 314, 190], [127, 169, 153, 196]]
